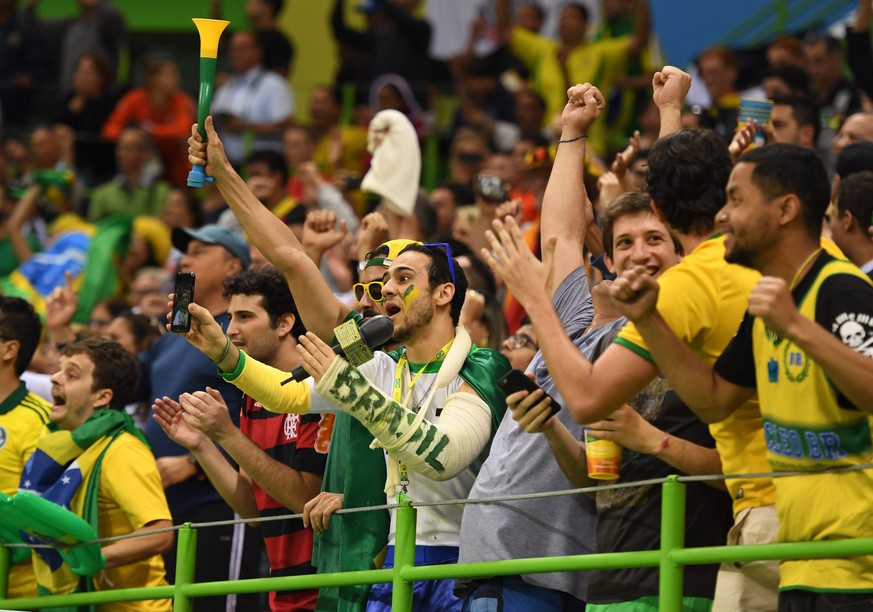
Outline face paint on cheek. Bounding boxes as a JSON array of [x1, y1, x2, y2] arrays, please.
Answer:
[[401, 284, 419, 312]]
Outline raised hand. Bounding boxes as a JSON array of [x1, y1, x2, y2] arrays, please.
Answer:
[[560, 83, 605, 137], [356, 211, 390, 260], [302, 209, 349, 257], [296, 332, 340, 383], [609, 265, 661, 323], [152, 395, 206, 451], [45, 271, 78, 332], [612, 130, 641, 191], [652, 66, 691, 111], [494, 198, 524, 226], [728, 119, 760, 164], [166, 296, 229, 361], [480, 216, 556, 308], [178, 387, 236, 444], [187, 116, 232, 181]]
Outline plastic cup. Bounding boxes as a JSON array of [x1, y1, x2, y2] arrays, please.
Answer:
[[585, 430, 622, 480], [738, 98, 773, 148]]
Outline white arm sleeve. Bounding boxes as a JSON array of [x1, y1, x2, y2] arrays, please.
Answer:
[[315, 357, 493, 481]]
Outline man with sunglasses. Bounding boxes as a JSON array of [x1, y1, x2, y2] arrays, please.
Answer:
[[186, 118, 511, 612]]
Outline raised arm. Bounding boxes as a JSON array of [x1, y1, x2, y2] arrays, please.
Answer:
[[626, 0, 651, 57], [609, 265, 754, 422], [187, 117, 349, 340], [540, 83, 603, 292], [653, 66, 691, 139]]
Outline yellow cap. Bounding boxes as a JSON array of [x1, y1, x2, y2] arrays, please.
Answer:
[[363, 239, 420, 269]]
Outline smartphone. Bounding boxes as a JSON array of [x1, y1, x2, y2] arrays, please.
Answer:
[[497, 368, 561, 418], [170, 272, 195, 333]]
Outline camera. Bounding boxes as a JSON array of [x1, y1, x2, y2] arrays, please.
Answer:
[[475, 174, 508, 203]]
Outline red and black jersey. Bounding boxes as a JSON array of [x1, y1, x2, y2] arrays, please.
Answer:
[[240, 396, 334, 611]]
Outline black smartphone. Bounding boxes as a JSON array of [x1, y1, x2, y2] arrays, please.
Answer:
[[170, 272, 195, 333], [497, 368, 561, 418]]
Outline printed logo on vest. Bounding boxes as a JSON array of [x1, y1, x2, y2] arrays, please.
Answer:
[[833, 314, 873, 356], [0, 426, 6, 450], [782, 343, 810, 383]]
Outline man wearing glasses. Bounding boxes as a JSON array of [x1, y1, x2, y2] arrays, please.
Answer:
[[185, 118, 511, 612], [500, 324, 538, 371]]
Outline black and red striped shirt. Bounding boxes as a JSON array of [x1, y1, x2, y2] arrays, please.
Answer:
[[240, 396, 334, 611]]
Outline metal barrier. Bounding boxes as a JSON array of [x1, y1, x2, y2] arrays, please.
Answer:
[[3, 475, 873, 611]]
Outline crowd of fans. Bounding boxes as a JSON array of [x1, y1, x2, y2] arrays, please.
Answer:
[[1, 0, 873, 610]]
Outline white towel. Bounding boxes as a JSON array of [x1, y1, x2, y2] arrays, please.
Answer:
[[361, 109, 421, 217]]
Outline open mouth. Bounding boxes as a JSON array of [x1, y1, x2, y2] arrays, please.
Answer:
[[52, 394, 66, 406], [385, 303, 402, 317]]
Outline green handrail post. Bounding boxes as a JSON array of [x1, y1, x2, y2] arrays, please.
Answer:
[[392, 492, 416, 612], [659, 475, 686, 611], [174, 523, 197, 612], [0, 545, 9, 599]]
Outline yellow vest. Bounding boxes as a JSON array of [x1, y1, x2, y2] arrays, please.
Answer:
[[752, 257, 873, 592]]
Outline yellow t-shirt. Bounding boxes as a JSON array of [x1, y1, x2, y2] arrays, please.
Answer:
[[0, 383, 50, 598], [510, 28, 630, 155], [93, 434, 172, 612], [614, 236, 776, 514], [314, 125, 370, 177]]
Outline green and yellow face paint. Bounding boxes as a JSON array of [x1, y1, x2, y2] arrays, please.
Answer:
[[401, 283, 420, 312], [188, 18, 230, 188]]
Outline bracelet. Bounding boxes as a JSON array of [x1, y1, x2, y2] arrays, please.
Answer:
[[654, 434, 671, 458], [211, 335, 232, 365], [558, 135, 586, 145]]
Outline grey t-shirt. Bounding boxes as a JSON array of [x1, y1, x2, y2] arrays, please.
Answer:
[[459, 266, 604, 601]]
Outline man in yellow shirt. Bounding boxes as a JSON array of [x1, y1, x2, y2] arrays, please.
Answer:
[[21, 337, 174, 610], [0, 297, 51, 599], [495, 0, 650, 155]]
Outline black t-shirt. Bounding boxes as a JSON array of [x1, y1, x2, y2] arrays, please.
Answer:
[[586, 327, 733, 604], [715, 252, 873, 410]]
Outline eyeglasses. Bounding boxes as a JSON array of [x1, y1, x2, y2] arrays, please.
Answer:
[[353, 281, 384, 303], [504, 333, 538, 351], [424, 242, 456, 285]]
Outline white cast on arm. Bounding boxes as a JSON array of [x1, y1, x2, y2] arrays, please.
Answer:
[[315, 357, 492, 481]]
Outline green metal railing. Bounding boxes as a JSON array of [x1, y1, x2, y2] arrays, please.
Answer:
[[3, 475, 873, 611]]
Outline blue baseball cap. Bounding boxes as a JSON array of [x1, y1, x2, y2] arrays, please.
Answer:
[[172, 224, 251, 269]]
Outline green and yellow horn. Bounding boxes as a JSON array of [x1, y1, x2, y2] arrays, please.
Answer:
[[187, 18, 230, 188]]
